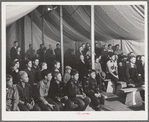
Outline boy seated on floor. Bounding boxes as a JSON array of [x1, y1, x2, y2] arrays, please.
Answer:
[[16, 71, 41, 111], [49, 71, 78, 111], [6, 74, 19, 111], [66, 69, 91, 111], [36, 69, 62, 111], [83, 69, 105, 111]]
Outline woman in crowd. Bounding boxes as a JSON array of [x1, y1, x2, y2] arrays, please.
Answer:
[[106, 52, 118, 93]]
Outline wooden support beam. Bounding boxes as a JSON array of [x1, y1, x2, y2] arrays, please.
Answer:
[[31, 12, 33, 45], [60, 5, 64, 75], [42, 6, 44, 44], [121, 39, 123, 51], [91, 5, 95, 69]]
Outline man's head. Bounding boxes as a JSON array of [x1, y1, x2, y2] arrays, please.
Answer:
[[108, 44, 112, 49], [18, 71, 29, 83], [108, 52, 115, 61], [33, 58, 39, 66], [80, 55, 84, 61], [81, 43, 86, 49], [86, 43, 90, 48], [17, 46, 21, 52], [95, 56, 99, 63], [103, 44, 107, 49], [6, 74, 13, 88], [29, 44, 33, 49], [71, 69, 79, 81], [25, 60, 32, 68], [129, 56, 136, 64], [49, 44, 52, 49], [88, 69, 96, 79], [40, 44, 44, 49], [65, 66, 72, 74], [10, 61, 18, 70], [42, 69, 52, 81], [53, 72, 62, 82], [79, 46, 83, 52], [14, 41, 18, 47], [40, 62, 47, 70], [116, 44, 120, 50], [53, 60, 60, 69], [56, 44, 60, 49], [141, 55, 145, 63]]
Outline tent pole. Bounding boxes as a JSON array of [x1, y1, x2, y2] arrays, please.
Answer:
[[91, 5, 95, 69], [42, 6, 44, 44], [31, 12, 33, 46], [121, 39, 123, 51], [60, 5, 64, 75]]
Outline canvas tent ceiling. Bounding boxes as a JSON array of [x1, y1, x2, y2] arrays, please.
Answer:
[[6, 5, 145, 56]]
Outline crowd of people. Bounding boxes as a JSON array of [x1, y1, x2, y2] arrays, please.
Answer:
[[6, 41, 145, 111]]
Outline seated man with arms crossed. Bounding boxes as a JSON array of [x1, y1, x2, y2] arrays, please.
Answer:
[[66, 69, 91, 111], [83, 69, 105, 111]]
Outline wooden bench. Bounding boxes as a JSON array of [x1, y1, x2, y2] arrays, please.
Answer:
[[104, 79, 114, 93], [120, 85, 145, 107], [116, 81, 127, 96]]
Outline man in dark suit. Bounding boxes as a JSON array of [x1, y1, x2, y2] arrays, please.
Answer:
[[10, 41, 18, 61]]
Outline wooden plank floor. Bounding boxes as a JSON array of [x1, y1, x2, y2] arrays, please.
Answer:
[[85, 92, 144, 111]]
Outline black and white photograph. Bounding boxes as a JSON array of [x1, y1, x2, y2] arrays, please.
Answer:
[[2, 1, 148, 121]]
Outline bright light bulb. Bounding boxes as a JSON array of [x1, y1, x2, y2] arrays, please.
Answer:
[[47, 8, 51, 11]]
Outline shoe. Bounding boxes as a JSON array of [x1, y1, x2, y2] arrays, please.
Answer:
[[95, 105, 101, 111], [72, 103, 79, 110]]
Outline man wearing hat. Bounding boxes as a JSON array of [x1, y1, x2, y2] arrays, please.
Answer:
[[62, 66, 72, 87]]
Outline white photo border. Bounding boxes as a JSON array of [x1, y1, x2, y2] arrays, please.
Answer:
[[2, 1, 148, 121]]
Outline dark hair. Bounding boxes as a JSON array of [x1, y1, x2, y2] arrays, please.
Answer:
[[53, 60, 60, 66], [10, 61, 17, 67], [25, 60, 32, 65], [14, 41, 18, 44], [108, 44, 112, 47], [39, 62, 46, 69], [128, 56, 136, 61], [108, 52, 115, 57], [6, 74, 13, 82], [87, 69, 95, 75], [32, 57, 39, 62], [53, 71, 60, 78], [41, 69, 52, 78], [29, 44, 32, 47], [136, 55, 141, 61], [116, 44, 119, 47], [70, 69, 79, 76], [40, 44, 44, 47], [56, 43, 60, 46]]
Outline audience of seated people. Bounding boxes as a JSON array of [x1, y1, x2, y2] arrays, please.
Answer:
[[6, 42, 145, 111]]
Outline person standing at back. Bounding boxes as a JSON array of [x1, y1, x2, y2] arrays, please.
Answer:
[[10, 41, 18, 61], [25, 44, 35, 61], [54, 44, 61, 62]]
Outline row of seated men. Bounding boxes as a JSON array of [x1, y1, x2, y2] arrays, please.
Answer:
[[6, 50, 145, 111], [6, 60, 105, 111]]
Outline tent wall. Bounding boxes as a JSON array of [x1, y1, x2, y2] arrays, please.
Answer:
[[122, 40, 145, 55]]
